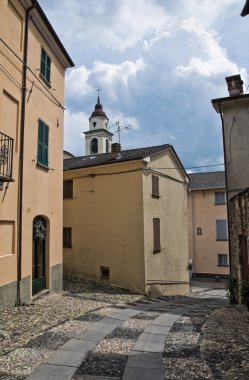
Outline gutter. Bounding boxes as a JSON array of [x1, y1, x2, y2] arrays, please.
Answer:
[[17, 1, 37, 306], [218, 102, 232, 278]]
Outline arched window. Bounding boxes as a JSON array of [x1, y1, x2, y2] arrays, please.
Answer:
[[106, 139, 109, 153], [91, 138, 98, 154]]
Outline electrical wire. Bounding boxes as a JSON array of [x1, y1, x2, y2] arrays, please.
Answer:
[[0, 38, 65, 110]]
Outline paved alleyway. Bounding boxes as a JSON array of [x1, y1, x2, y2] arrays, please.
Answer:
[[1, 278, 249, 379]]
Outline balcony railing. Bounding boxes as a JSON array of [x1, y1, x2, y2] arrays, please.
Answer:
[[0, 131, 14, 182]]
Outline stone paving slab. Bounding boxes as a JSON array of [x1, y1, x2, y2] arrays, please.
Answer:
[[137, 332, 166, 344], [122, 367, 164, 380], [132, 339, 165, 353], [144, 324, 171, 335], [26, 363, 76, 380], [59, 339, 97, 353], [127, 351, 163, 369], [44, 349, 87, 367], [73, 376, 120, 380], [152, 313, 181, 326]]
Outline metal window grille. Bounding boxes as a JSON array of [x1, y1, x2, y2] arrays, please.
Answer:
[[218, 253, 228, 266], [63, 180, 73, 198], [216, 220, 228, 240], [153, 218, 161, 252], [63, 227, 72, 248], [215, 192, 226, 205], [152, 175, 159, 197], [0, 131, 14, 181]]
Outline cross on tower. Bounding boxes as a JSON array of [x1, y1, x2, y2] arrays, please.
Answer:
[[96, 86, 102, 102]]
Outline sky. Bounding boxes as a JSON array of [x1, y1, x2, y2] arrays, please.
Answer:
[[39, 0, 249, 171]]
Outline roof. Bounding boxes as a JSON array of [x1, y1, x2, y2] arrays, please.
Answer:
[[241, 0, 249, 16], [31, 0, 74, 67], [188, 171, 225, 190], [90, 97, 108, 119], [64, 144, 171, 171]]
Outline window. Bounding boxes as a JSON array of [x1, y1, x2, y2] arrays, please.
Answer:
[[63, 227, 72, 248], [40, 47, 51, 83], [37, 119, 49, 167], [218, 253, 229, 266], [152, 175, 159, 198], [215, 192, 226, 205], [100, 266, 109, 280], [91, 138, 98, 154], [63, 180, 73, 198], [106, 139, 109, 153], [216, 220, 228, 240], [153, 218, 161, 253], [197, 227, 202, 235]]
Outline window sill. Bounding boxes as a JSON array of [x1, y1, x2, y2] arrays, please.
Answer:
[[153, 249, 161, 254], [36, 163, 49, 172], [39, 73, 51, 88], [216, 239, 228, 241], [214, 203, 226, 205], [152, 194, 160, 199], [63, 245, 72, 248], [217, 264, 229, 267], [63, 196, 74, 200]]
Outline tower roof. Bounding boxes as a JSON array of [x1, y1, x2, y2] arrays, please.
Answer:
[[90, 97, 109, 119]]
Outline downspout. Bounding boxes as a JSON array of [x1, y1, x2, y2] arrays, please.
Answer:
[[17, 1, 37, 306], [218, 102, 232, 278]]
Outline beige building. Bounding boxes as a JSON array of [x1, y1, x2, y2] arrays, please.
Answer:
[[63, 100, 190, 297], [0, 0, 74, 308], [188, 172, 229, 278]]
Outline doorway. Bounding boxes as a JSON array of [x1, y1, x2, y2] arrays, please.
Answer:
[[32, 216, 46, 295]]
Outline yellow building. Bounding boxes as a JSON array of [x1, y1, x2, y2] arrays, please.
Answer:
[[63, 99, 190, 297], [0, 0, 74, 308], [188, 172, 229, 278]]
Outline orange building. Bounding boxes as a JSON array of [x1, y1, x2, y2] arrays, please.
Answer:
[[188, 172, 229, 278]]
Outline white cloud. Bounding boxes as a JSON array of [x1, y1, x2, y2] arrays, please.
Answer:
[[65, 66, 92, 100], [64, 109, 89, 156], [173, 18, 240, 78], [91, 59, 145, 100]]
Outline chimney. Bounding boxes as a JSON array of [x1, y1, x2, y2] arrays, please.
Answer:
[[111, 143, 121, 153], [225, 74, 244, 97]]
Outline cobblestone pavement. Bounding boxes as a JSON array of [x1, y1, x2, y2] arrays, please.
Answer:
[[1, 277, 249, 379]]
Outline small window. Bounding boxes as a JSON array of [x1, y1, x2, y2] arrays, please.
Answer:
[[216, 220, 228, 240], [153, 218, 161, 253], [215, 192, 226, 205], [152, 175, 159, 198], [218, 253, 229, 266], [37, 119, 49, 167], [197, 227, 202, 235], [106, 139, 109, 153], [40, 47, 51, 83], [63, 180, 73, 198], [91, 138, 98, 154], [100, 266, 109, 280], [63, 227, 72, 248]]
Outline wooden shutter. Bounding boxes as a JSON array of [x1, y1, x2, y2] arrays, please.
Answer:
[[37, 120, 48, 167], [153, 218, 161, 252], [63, 180, 73, 198], [152, 175, 159, 197]]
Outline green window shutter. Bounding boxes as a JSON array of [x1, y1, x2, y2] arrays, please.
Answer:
[[40, 47, 51, 82], [37, 120, 49, 167]]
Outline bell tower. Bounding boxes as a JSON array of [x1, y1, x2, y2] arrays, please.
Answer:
[[84, 89, 113, 155]]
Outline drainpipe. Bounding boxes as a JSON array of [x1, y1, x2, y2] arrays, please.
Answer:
[[218, 102, 232, 278], [17, 1, 37, 306]]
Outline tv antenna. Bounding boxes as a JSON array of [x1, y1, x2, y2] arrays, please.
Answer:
[[108, 122, 132, 144]]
